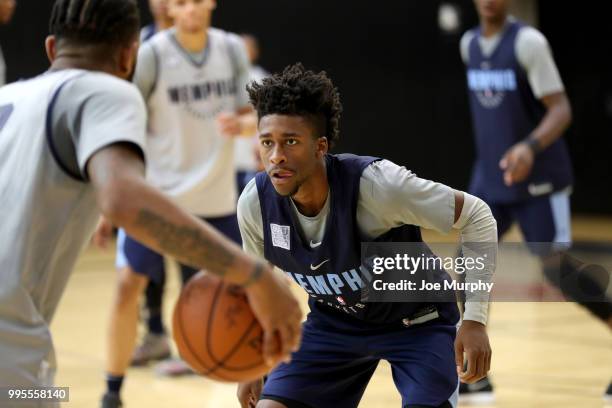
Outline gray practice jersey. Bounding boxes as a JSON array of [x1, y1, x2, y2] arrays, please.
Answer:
[[134, 27, 251, 216], [238, 160, 456, 258], [0, 69, 145, 389]]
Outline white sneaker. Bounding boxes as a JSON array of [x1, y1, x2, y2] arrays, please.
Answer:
[[154, 357, 195, 377], [130, 332, 171, 366], [458, 376, 495, 405]]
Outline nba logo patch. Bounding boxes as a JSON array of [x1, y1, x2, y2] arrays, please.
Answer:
[[270, 224, 290, 250], [336, 296, 346, 305]]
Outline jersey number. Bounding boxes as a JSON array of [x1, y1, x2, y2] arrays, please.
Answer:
[[0, 103, 14, 132]]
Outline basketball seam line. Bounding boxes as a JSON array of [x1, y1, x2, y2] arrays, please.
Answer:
[[204, 282, 263, 374]]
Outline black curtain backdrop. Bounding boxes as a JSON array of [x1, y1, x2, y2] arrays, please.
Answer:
[[1, 0, 610, 214]]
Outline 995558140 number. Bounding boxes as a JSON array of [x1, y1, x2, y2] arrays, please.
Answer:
[[1, 387, 69, 402]]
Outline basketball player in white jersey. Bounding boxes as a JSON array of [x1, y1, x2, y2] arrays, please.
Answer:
[[120, 0, 174, 370], [0, 1, 301, 407], [96, 0, 261, 405]]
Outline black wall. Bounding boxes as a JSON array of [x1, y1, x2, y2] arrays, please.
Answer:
[[1, 0, 610, 214], [537, 2, 612, 214]]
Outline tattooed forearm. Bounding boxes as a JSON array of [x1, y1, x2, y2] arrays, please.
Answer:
[[135, 209, 235, 277]]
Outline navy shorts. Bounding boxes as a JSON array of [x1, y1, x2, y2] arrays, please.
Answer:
[[115, 214, 242, 283], [261, 314, 459, 408], [476, 190, 572, 255]]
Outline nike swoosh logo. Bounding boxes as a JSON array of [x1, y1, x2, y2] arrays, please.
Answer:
[[309, 240, 322, 248], [310, 259, 330, 270]]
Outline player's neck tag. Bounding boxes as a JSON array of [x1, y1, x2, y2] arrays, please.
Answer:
[[270, 224, 291, 250]]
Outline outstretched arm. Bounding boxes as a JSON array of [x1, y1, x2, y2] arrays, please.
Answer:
[[359, 161, 497, 383], [88, 143, 302, 366], [89, 143, 245, 280]]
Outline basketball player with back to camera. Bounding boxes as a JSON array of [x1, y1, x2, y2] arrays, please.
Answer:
[[236, 64, 498, 408], [461, 0, 612, 402], [0, 1, 302, 407]]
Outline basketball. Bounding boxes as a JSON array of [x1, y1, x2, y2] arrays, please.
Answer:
[[172, 271, 268, 382]]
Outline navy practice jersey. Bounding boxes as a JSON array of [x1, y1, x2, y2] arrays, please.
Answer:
[[466, 20, 573, 203], [255, 154, 459, 330]]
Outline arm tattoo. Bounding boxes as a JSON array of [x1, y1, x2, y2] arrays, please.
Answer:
[[135, 209, 235, 277]]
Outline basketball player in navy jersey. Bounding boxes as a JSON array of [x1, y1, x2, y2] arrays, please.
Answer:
[[0, 1, 301, 407], [236, 64, 498, 408], [461, 0, 612, 402]]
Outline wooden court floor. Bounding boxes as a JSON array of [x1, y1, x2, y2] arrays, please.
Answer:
[[51, 216, 612, 407]]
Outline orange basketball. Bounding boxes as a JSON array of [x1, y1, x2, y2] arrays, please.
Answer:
[[172, 271, 268, 382]]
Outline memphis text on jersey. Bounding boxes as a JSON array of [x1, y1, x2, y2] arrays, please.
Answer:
[[284, 266, 367, 315], [167, 78, 238, 105]]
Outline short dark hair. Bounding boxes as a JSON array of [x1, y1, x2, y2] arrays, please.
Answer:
[[247, 63, 342, 147], [49, 0, 140, 47]]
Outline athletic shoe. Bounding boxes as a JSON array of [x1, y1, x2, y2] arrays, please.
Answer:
[[458, 376, 495, 405], [604, 381, 612, 404], [130, 332, 171, 366], [154, 357, 195, 377], [100, 392, 123, 408]]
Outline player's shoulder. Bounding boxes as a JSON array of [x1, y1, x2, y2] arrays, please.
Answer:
[[514, 23, 553, 68], [65, 71, 142, 102], [209, 26, 239, 41], [362, 158, 409, 178], [0, 76, 25, 100], [135, 38, 159, 68], [55, 71, 146, 119], [239, 177, 258, 200], [460, 26, 479, 44], [143, 28, 173, 53], [0, 70, 72, 100], [357, 159, 421, 215], [209, 27, 246, 52], [516, 24, 550, 49], [237, 177, 261, 220], [459, 27, 479, 63], [360, 159, 415, 193], [139, 24, 156, 43]]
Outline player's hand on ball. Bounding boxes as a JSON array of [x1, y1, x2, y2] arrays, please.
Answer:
[[499, 142, 534, 186], [91, 216, 113, 249], [237, 378, 264, 408], [454, 320, 491, 384], [245, 265, 303, 367]]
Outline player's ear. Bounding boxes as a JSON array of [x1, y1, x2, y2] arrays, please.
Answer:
[[316, 136, 329, 158], [118, 41, 139, 80], [45, 36, 56, 63]]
